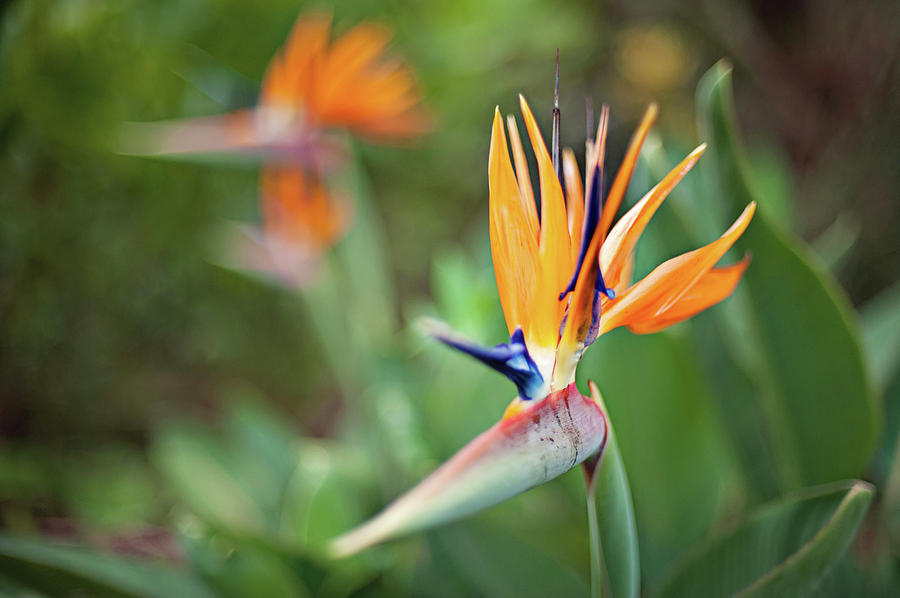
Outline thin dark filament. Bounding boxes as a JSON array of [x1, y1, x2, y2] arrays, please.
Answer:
[[585, 97, 594, 147], [585, 96, 594, 199], [552, 49, 562, 186]]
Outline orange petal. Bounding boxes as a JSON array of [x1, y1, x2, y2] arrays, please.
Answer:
[[260, 13, 429, 140], [597, 103, 657, 241], [627, 255, 751, 334], [562, 147, 584, 263], [599, 202, 756, 335], [553, 116, 612, 388], [315, 23, 392, 110], [600, 144, 706, 291], [554, 213, 605, 387], [506, 115, 539, 241], [518, 95, 572, 348], [489, 108, 538, 335], [260, 167, 349, 249], [260, 14, 332, 108]]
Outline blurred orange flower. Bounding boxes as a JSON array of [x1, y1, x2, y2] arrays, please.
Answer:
[[260, 14, 430, 141], [236, 14, 429, 285], [128, 12, 429, 284]]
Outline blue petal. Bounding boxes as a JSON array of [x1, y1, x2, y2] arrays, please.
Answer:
[[559, 161, 614, 302], [433, 327, 544, 400], [583, 265, 614, 347]]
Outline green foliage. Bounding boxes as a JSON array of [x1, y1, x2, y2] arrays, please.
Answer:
[[585, 386, 640, 598], [696, 62, 881, 491], [579, 330, 739, 586], [653, 481, 873, 598], [0, 535, 218, 598], [861, 281, 900, 392], [416, 522, 589, 598]]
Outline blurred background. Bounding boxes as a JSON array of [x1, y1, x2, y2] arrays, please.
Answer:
[[1, 0, 899, 596]]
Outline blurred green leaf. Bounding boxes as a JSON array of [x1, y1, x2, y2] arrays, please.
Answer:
[[860, 281, 900, 391], [431, 247, 505, 342], [416, 521, 588, 598], [0, 535, 216, 598], [884, 419, 900, 552], [280, 440, 368, 553], [585, 384, 640, 598], [578, 329, 740, 585], [331, 146, 398, 350], [63, 449, 160, 531], [746, 142, 796, 232], [696, 61, 880, 489], [815, 550, 900, 598], [184, 532, 309, 598], [653, 480, 873, 597], [152, 424, 268, 536], [810, 213, 861, 275]]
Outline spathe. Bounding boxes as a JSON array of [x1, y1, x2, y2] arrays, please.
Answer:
[[329, 383, 607, 557]]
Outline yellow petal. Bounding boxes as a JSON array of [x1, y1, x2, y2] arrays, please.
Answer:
[[489, 108, 538, 335], [562, 147, 584, 261], [506, 115, 540, 241], [519, 95, 571, 348]]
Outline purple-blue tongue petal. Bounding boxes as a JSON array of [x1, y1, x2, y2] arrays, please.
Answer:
[[559, 160, 614, 302], [423, 321, 544, 400]]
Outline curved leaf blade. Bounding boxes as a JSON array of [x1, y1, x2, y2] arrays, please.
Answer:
[[696, 62, 881, 488], [584, 381, 640, 598], [654, 480, 873, 598], [0, 535, 217, 598], [860, 281, 900, 391], [578, 330, 740, 584]]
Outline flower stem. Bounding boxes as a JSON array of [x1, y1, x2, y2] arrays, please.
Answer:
[[585, 467, 612, 598]]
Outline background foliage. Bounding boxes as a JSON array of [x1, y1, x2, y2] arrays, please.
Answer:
[[1, 0, 899, 596]]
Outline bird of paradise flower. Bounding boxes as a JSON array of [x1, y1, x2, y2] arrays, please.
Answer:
[[330, 88, 755, 557], [124, 13, 429, 284]]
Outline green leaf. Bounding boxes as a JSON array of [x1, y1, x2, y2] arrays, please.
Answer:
[[861, 283, 900, 490], [696, 61, 880, 489], [280, 440, 370, 553], [184, 532, 310, 598], [653, 480, 874, 598], [860, 281, 900, 391], [810, 213, 860, 274], [0, 535, 217, 598], [578, 330, 740, 585], [330, 145, 399, 350], [746, 142, 796, 232], [584, 382, 640, 598], [415, 520, 589, 598], [151, 424, 268, 536], [152, 396, 321, 546]]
